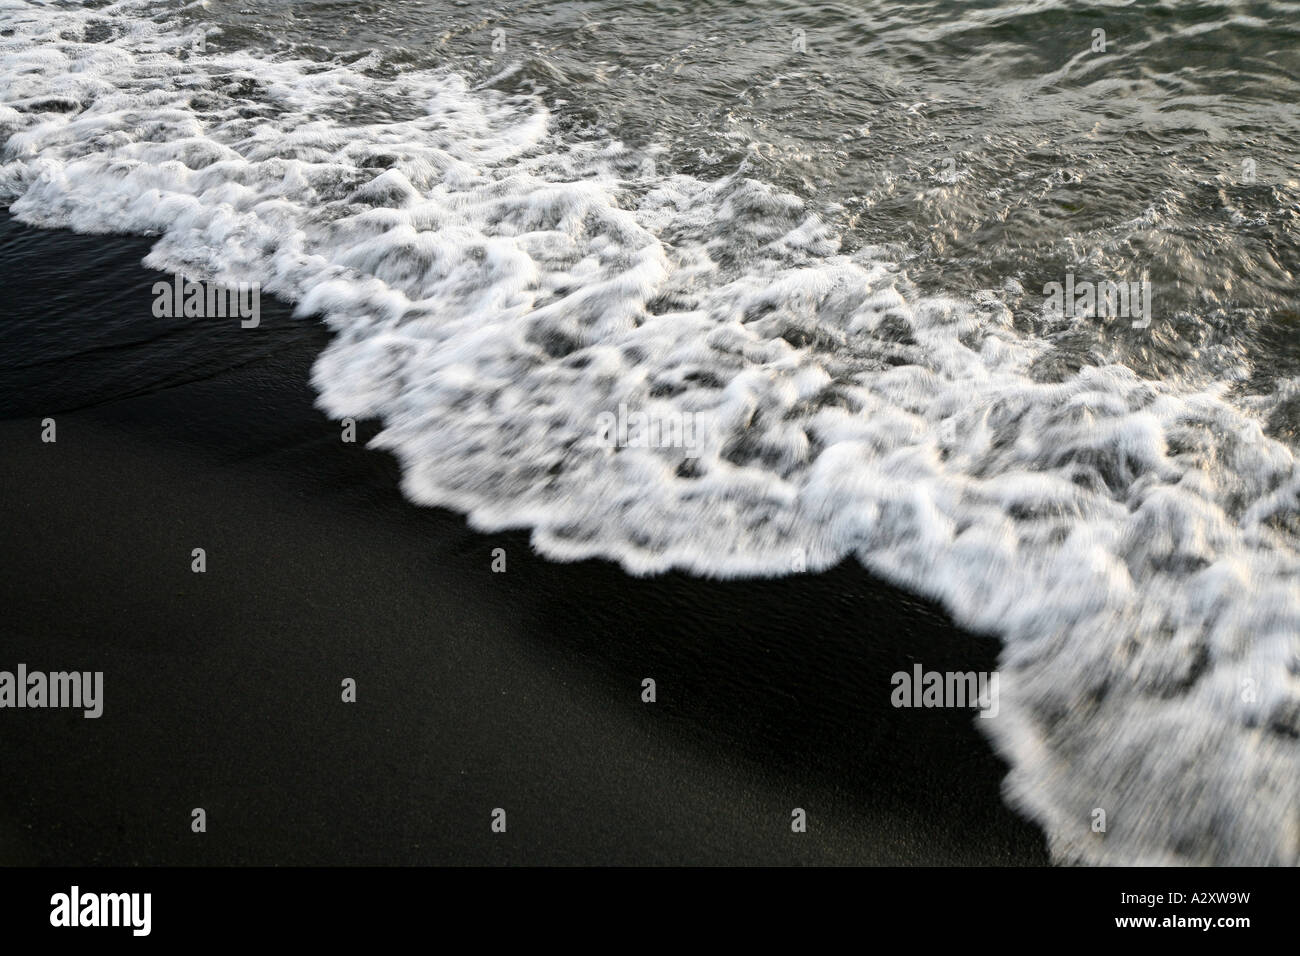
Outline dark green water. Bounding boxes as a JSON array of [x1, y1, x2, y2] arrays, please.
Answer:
[[195, 0, 1300, 399]]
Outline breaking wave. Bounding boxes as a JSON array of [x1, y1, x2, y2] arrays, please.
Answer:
[[2, 0, 1297, 864]]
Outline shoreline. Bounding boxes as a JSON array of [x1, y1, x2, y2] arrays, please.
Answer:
[[0, 211, 1049, 865]]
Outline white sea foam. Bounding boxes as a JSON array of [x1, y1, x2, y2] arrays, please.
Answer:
[[2, 0, 1297, 864]]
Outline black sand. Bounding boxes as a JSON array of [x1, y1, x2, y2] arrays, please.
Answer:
[[0, 212, 1049, 865]]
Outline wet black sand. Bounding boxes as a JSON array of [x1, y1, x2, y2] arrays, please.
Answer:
[[0, 211, 1049, 865]]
